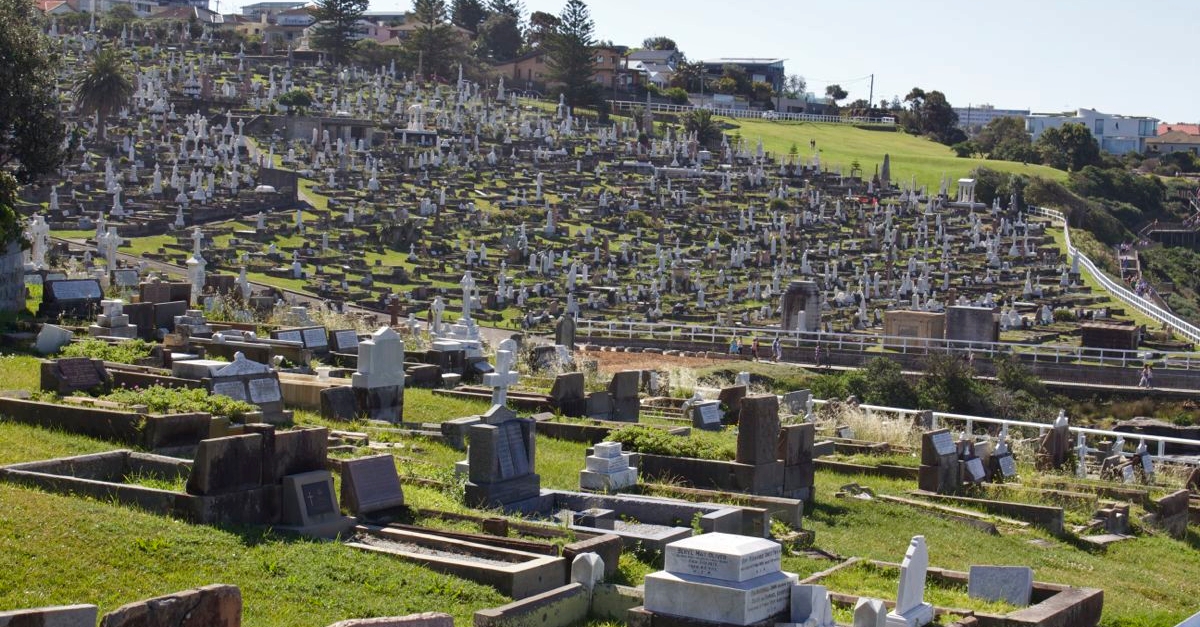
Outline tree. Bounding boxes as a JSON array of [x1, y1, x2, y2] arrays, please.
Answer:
[[451, 0, 486, 30], [489, 0, 523, 17], [0, 0, 65, 248], [1036, 123, 1101, 172], [641, 36, 677, 51], [976, 116, 1038, 163], [750, 80, 774, 103], [277, 88, 313, 115], [73, 48, 134, 142], [311, 0, 368, 64], [670, 59, 705, 92], [100, 4, 137, 38], [781, 74, 806, 99], [544, 0, 597, 110], [682, 108, 721, 146], [526, 10, 559, 46], [402, 0, 463, 79], [824, 83, 848, 103], [477, 11, 521, 61], [918, 90, 962, 145]]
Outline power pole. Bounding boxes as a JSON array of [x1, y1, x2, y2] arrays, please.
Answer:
[[868, 73, 874, 108]]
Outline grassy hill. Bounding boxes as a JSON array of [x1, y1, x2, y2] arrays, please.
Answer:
[[716, 118, 1068, 191]]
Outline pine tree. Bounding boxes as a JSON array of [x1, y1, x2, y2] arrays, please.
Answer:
[[450, 0, 486, 31], [544, 0, 597, 110], [403, 0, 462, 79], [311, 0, 368, 64]]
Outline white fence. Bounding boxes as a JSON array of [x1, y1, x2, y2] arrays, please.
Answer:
[[1028, 206, 1200, 345], [811, 399, 1200, 464], [575, 318, 1200, 371], [606, 100, 897, 127]]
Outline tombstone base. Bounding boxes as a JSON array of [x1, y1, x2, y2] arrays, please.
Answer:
[[354, 384, 404, 423], [464, 473, 541, 509], [88, 324, 138, 339], [276, 516, 356, 540], [580, 468, 638, 492], [885, 603, 934, 627]]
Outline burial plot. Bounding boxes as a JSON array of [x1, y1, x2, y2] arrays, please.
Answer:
[[207, 352, 290, 424], [465, 405, 540, 509], [351, 327, 405, 423], [643, 532, 797, 626], [39, 279, 102, 319], [339, 454, 405, 519]]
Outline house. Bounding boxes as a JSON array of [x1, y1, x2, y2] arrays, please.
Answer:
[[701, 57, 786, 92], [36, 0, 78, 14], [150, 5, 222, 24], [493, 45, 627, 95], [953, 105, 1030, 129], [237, 11, 307, 44], [624, 50, 682, 90], [274, 6, 314, 27], [1158, 123, 1200, 136], [241, 1, 305, 19], [1146, 131, 1200, 156], [1026, 108, 1157, 155]]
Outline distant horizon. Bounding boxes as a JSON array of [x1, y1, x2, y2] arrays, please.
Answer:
[[216, 0, 1199, 124]]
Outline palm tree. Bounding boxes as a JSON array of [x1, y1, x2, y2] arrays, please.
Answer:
[[73, 48, 133, 142], [682, 108, 721, 147]]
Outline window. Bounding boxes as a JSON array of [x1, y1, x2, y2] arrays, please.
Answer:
[[1094, 119, 1104, 135]]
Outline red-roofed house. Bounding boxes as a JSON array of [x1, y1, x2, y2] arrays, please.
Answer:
[[1158, 123, 1200, 137]]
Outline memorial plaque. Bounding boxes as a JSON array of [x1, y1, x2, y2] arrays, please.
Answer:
[[494, 423, 516, 478], [664, 533, 782, 582], [301, 480, 335, 517], [302, 327, 328, 348], [1142, 455, 1155, 474], [212, 380, 248, 401], [931, 431, 957, 456], [113, 269, 139, 287], [342, 455, 404, 514], [505, 422, 530, 475], [966, 457, 986, 481], [1121, 465, 1135, 483], [49, 280, 102, 301], [57, 358, 103, 389], [698, 402, 722, 426], [334, 330, 358, 351], [276, 330, 302, 343], [248, 377, 282, 403], [998, 455, 1018, 477]]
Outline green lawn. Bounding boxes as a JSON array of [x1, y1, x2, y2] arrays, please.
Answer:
[[715, 118, 1068, 191]]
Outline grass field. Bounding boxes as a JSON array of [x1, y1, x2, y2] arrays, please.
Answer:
[[718, 118, 1068, 191]]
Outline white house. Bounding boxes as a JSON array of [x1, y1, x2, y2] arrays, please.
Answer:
[[1026, 108, 1157, 155]]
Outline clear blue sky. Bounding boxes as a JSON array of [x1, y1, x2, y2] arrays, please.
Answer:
[[231, 0, 1199, 123]]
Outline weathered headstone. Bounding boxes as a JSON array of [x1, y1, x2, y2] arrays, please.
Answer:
[[885, 536, 934, 627], [352, 327, 405, 423], [339, 454, 405, 517], [281, 469, 354, 537], [465, 404, 540, 508], [968, 565, 1033, 607], [208, 352, 289, 424], [549, 372, 586, 417], [607, 370, 641, 422], [98, 585, 240, 627], [40, 357, 109, 395]]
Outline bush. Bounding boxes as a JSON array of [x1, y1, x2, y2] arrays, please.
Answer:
[[609, 426, 735, 461], [60, 338, 155, 364], [97, 385, 256, 419], [662, 87, 689, 104]]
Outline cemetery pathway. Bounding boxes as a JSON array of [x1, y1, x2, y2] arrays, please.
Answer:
[[49, 235, 522, 347]]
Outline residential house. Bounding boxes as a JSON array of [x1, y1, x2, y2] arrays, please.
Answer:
[[1026, 108, 1157, 155], [624, 49, 683, 90], [150, 5, 223, 25], [1146, 131, 1200, 156], [701, 57, 786, 92], [36, 0, 78, 14], [493, 45, 626, 95], [952, 104, 1030, 129], [1158, 123, 1200, 136]]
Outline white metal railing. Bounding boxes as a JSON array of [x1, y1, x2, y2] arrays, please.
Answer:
[[606, 100, 897, 127], [809, 399, 1200, 464], [575, 318, 1200, 371], [1028, 206, 1200, 345]]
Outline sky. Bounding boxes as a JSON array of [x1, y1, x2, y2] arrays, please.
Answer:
[[228, 0, 1199, 123]]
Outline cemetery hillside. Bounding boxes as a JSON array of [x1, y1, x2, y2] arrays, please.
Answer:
[[4, 1, 1200, 627]]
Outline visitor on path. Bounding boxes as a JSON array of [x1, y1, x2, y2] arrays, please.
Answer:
[[729, 337, 740, 355], [1139, 364, 1154, 388], [751, 338, 761, 361], [814, 343, 823, 369], [772, 336, 782, 362]]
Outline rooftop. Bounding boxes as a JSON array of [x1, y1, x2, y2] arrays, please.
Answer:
[[1159, 123, 1200, 136], [701, 57, 786, 65], [1147, 131, 1200, 145]]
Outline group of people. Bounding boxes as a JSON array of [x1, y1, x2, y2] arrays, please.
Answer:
[[728, 336, 784, 362]]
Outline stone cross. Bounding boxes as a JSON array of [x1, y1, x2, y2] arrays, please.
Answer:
[[459, 271, 475, 322], [483, 339, 520, 406]]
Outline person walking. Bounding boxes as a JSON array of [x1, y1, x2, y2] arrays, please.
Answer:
[[1139, 363, 1154, 388], [772, 336, 782, 362], [751, 338, 761, 361]]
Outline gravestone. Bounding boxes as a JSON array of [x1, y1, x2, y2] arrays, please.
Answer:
[[691, 401, 723, 431], [718, 384, 748, 424], [281, 469, 354, 537], [555, 313, 576, 350], [579, 441, 637, 492], [644, 532, 797, 625], [330, 329, 360, 353], [208, 352, 289, 424], [186, 434, 264, 495], [607, 370, 641, 422], [781, 390, 811, 416], [1036, 413, 1071, 471], [88, 299, 137, 339], [465, 404, 540, 509], [320, 386, 359, 421], [780, 281, 821, 332], [40, 357, 109, 395], [39, 279, 103, 319], [571, 553, 605, 591], [0, 604, 97, 627], [945, 306, 999, 347], [968, 565, 1033, 607], [853, 598, 888, 627], [790, 583, 834, 627], [918, 429, 961, 494], [339, 454, 405, 518], [550, 372, 586, 417], [98, 585, 240, 627], [173, 309, 212, 338], [35, 323, 74, 355], [352, 327, 405, 423], [272, 326, 329, 355], [885, 536, 934, 627], [737, 395, 781, 465]]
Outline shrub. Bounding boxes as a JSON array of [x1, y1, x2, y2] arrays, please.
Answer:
[[662, 87, 689, 104], [60, 338, 155, 364], [97, 385, 256, 418], [609, 425, 735, 461]]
